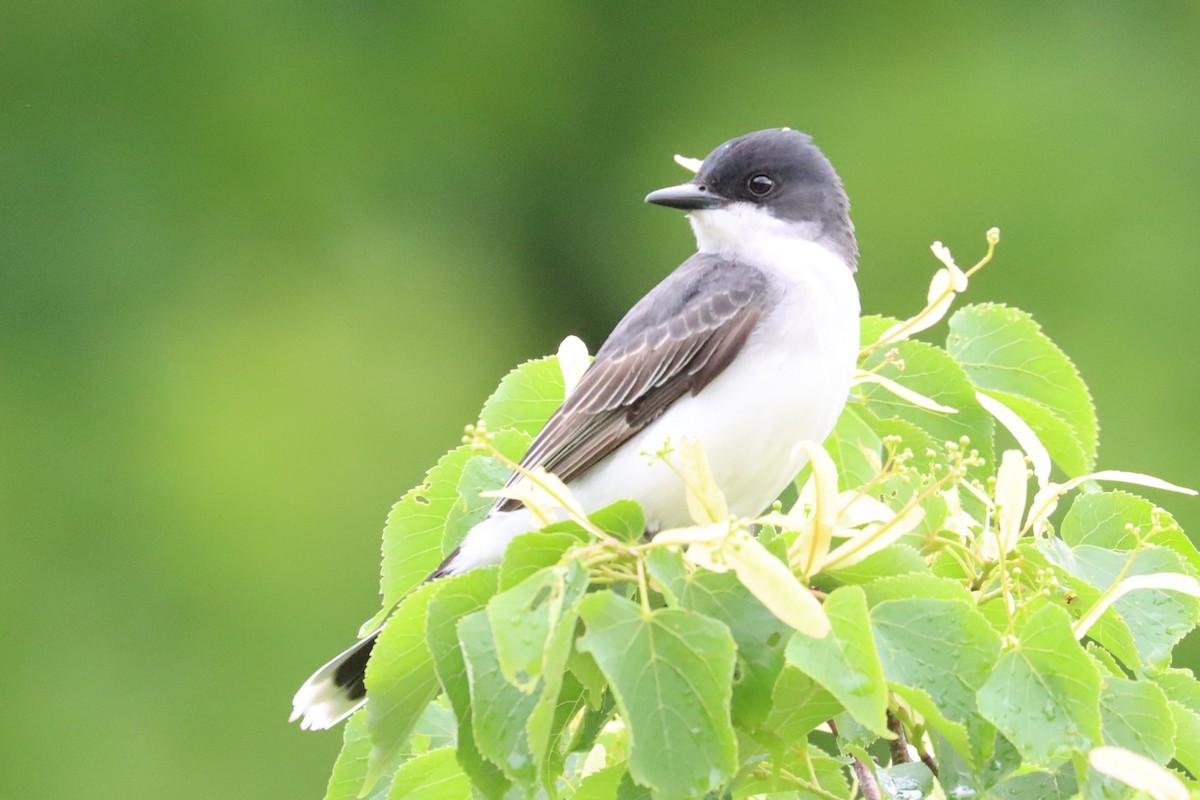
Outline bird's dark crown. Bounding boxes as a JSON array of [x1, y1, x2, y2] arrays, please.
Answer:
[[694, 128, 858, 269]]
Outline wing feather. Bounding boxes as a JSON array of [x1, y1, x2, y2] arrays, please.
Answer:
[[493, 254, 771, 513]]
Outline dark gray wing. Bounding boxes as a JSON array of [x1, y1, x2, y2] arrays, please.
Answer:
[[493, 253, 772, 513]]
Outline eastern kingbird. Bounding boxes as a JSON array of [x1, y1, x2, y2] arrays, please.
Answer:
[[292, 128, 860, 730]]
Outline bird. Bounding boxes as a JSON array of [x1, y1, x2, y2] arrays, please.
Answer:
[[291, 127, 861, 730]]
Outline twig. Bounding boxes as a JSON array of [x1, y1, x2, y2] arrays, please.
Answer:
[[828, 719, 882, 800], [887, 711, 911, 765], [919, 748, 940, 778], [851, 757, 881, 800], [890, 705, 940, 777]]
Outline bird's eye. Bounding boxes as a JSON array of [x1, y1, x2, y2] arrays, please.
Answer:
[[748, 174, 774, 196]]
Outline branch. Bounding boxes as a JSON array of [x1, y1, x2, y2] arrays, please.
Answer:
[[829, 719, 882, 800], [886, 710, 911, 765]]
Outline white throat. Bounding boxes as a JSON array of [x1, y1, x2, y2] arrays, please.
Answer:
[[688, 202, 833, 268]]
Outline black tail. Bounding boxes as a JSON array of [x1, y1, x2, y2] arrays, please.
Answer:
[[290, 629, 381, 730]]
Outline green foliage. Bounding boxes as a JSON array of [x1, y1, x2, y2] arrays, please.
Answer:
[[322, 241, 1200, 800], [977, 603, 1103, 766], [948, 304, 1099, 476], [577, 593, 738, 799], [784, 586, 890, 738]]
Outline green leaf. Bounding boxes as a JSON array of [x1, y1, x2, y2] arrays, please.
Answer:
[[1153, 669, 1200, 779], [1086, 642, 1126, 678], [927, 730, 979, 800], [1061, 492, 1200, 576], [573, 763, 626, 800], [1099, 675, 1173, 763], [541, 500, 647, 547], [1041, 540, 1200, 668], [982, 390, 1089, 478], [1061, 491, 1156, 549], [487, 561, 588, 691], [566, 692, 617, 758], [675, 568, 793, 728], [822, 543, 929, 587], [386, 747, 470, 800], [976, 603, 1103, 766], [496, 559, 590, 793], [425, 568, 507, 799], [877, 761, 941, 800], [870, 596, 1001, 766], [852, 406, 939, 474], [731, 747, 850, 799], [870, 598, 1002, 718], [825, 405, 883, 491], [576, 592, 738, 800], [759, 664, 841, 740], [1026, 542, 1142, 671], [323, 711, 395, 800], [858, 339, 994, 477], [498, 530, 583, 591], [364, 579, 446, 791], [861, 314, 901, 347], [528, 670, 587, 797], [442, 453, 515, 557], [616, 771, 655, 800], [380, 447, 474, 608], [861, 572, 977, 606], [784, 585, 890, 738], [796, 752, 853, 800], [989, 766, 1078, 799], [588, 500, 646, 543], [947, 303, 1097, 475], [891, 683, 972, 772], [459, 610, 539, 787], [1153, 667, 1200, 713], [411, 699, 457, 751], [479, 355, 566, 438], [643, 547, 688, 605], [567, 639, 609, 710], [1167, 700, 1200, 779], [380, 429, 528, 607]]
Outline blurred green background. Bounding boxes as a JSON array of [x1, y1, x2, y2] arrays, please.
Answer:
[[2, 3, 1198, 798]]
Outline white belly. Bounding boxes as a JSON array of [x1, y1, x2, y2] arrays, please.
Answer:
[[571, 246, 859, 529], [449, 241, 859, 572]]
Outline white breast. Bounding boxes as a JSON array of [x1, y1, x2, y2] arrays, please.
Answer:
[[569, 226, 860, 528], [448, 207, 859, 572]]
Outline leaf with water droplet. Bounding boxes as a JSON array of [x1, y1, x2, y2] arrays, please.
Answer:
[[870, 595, 1001, 768], [860, 338, 994, 480], [577, 592, 738, 800], [386, 746, 471, 800], [1099, 674, 1173, 763], [459, 609, 539, 787], [675, 566, 793, 728], [487, 559, 587, 691], [362, 579, 445, 792], [380, 428, 530, 609], [784, 586, 890, 738], [1041, 539, 1200, 669], [877, 760, 940, 800], [759, 664, 842, 741], [425, 567, 508, 799], [977, 604, 1102, 767], [947, 303, 1096, 477]]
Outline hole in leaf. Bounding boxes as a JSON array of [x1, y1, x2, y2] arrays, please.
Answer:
[[527, 584, 553, 611]]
